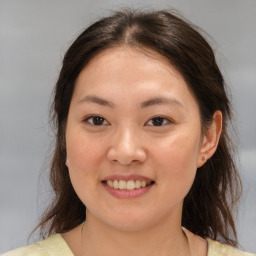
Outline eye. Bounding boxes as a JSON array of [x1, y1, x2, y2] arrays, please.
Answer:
[[146, 116, 172, 126], [83, 115, 109, 126]]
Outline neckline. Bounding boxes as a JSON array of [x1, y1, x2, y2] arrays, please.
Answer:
[[56, 229, 210, 256], [51, 233, 75, 256], [182, 228, 209, 256]]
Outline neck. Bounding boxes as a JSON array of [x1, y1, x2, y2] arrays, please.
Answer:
[[80, 211, 190, 256]]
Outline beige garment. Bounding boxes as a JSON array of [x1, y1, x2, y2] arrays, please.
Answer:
[[2, 233, 255, 256]]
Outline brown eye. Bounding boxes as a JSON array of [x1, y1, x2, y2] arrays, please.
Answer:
[[84, 115, 109, 126], [146, 116, 171, 126]]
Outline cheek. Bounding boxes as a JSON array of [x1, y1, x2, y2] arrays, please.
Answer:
[[66, 132, 103, 202], [66, 130, 104, 170], [65, 129, 106, 198], [151, 132, 200, 188]]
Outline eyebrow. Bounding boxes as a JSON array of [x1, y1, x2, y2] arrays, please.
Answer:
[[78, 95, 184, 109], [140, 97, 185, 108], [78, 95, 115, 108]]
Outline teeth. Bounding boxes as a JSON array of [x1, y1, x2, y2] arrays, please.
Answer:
[[105, 180, 153, 190], [107, 180, 113, 187], [127, 180, 135, 190], [135, 180, 141, 189], [141, 180, 147, 187], [119, 180, 126, 189], [113, 180, 119, 189]]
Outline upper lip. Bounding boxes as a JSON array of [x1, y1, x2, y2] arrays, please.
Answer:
[[102, 174, 153, 182]]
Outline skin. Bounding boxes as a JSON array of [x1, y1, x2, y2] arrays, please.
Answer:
[[63, 46, 222, 256]]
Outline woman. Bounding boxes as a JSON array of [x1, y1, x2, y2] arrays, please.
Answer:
[[4, 8, 255, 256]]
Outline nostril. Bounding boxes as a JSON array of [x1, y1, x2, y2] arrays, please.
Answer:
[[107, 145, 147, 166]]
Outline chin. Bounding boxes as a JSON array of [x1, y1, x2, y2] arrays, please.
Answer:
[[98, 210, 159, 232]]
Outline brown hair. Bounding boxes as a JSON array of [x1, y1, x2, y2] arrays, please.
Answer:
[[36, 8, 242, 246]]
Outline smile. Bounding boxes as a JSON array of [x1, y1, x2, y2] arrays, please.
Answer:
[[103, 180, 154, 190], [101, 176, 155, 199]]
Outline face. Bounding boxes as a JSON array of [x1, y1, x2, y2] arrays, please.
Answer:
[[65, 46, 205, 232]]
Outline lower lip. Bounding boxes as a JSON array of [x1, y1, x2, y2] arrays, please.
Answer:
[[102, 182, 154, 199]]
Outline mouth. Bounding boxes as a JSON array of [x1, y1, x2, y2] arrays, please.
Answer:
[[101, 176, 155, 199], [102, 180, 155, 191]]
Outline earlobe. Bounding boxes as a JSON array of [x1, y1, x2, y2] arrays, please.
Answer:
[[197, 110, 222, 168]]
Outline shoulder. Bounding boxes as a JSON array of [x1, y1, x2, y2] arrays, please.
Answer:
[[207, 238, 256, 256], [2, 234, 74, 256]]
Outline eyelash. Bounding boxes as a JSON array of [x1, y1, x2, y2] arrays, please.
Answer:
[[83, 115, 109, 127], [146, 115, 172, 126], [83, 115, 172, 127]]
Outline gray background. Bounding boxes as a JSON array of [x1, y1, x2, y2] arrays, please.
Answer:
[[0, 0, 255, 253]]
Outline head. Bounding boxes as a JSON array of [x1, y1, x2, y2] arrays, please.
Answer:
[[38, 8, 241, 246]]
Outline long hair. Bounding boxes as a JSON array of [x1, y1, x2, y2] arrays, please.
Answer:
[[35, 8, 242, 246]]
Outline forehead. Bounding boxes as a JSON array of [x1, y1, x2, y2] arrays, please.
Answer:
[[71, 46, 198, 111], [75, 46, 185, 90], [83, 46, 179, 77]]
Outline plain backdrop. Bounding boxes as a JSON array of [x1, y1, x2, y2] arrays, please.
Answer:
[[0, 0, 256, 253]]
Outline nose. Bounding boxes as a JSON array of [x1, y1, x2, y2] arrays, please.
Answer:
[[107, 126, 147, 166]]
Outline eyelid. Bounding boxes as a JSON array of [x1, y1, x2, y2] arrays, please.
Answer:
[[145, 115, 173, 126], [82, 114, 173, 127], [83, 114, 110, 127]]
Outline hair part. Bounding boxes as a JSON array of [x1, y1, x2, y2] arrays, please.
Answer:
[[34, 8, 242, 246]]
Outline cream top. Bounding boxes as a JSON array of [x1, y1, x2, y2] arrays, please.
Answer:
[[3, 233, 255, 256]]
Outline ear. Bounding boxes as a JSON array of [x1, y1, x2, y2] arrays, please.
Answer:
[[197, 110, 222, 168]]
